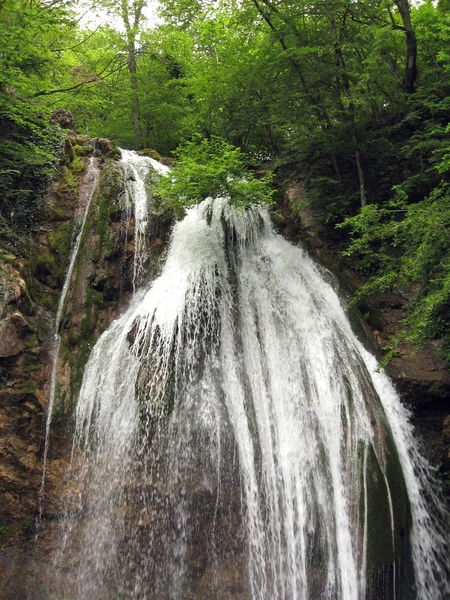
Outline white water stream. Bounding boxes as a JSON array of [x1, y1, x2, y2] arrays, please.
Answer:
[[39, 157, 100, 509], [120, 149, 169, 289], [54, 153, 449, 599]]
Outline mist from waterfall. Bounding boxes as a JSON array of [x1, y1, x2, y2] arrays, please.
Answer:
[[53, 151, 449, 600]]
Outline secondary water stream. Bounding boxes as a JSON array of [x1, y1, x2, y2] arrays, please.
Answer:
[[52, 152, 448, 599], [39, 156, 100, 510]]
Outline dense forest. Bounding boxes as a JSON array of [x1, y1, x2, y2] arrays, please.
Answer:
[[1, 0, 450, 362]]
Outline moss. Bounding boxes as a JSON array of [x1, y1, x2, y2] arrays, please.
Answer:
[[80, 288, 102, 340], [33, 249, 55, 276], [64, 287, 106, 402], [19, 517, 36, 541], [72, 144, 93, 157], [50, 204, 67, 219], [58, 165, 78, 195], [0, 522, 12, 545], [70, 156, 87, 176], [90, 162, 124, 261], [23, 332, 38, 350], [140, 148, 161, 160], [28, 220, 74, 292], [52, 382, 70, 418], [0, 250, 16, 264], [47, 221, 75, 276], [63, 138, 74, 164], [111, 146, 121, 160]]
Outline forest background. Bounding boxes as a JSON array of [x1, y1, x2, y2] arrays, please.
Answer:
[[1, 0, 450, 362]]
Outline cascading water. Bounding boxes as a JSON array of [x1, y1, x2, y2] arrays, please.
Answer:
[[120, 149, 170, 289], [53, 153, 449, 600]]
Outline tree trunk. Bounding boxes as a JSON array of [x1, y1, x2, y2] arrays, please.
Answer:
[[354, 145, 367, 208], [394, 0, 417, 94], [121, 0, 144, 149], [324, 0, 368, 208], [128, 43, 142, 149]]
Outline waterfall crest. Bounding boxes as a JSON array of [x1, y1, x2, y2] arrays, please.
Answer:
[[54, 154, 449, 600]]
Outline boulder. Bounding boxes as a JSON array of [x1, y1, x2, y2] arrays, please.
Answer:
[[0, 312, 30, 357], [49, 109, 74, 130], [95, 138, 116, 157]]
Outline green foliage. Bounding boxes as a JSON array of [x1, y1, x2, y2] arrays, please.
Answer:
[[0, 98, 63, 235], [0, 0, 449, 369], [340, 168, 450, 360], [155, 135, 274, 210]]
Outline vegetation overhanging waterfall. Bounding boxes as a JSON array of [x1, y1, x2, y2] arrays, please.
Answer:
[[52, 151, 449, 600]]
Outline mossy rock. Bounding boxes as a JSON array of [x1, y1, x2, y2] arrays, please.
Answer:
[[0, 522, 12, 545], [70, 156, 87, 176], [72, 144, 94, 157], [139, 148, 161, 160], [362, 438, 411, 576]]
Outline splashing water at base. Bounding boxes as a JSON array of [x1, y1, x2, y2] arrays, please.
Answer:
[[53, 175, 449, 598]]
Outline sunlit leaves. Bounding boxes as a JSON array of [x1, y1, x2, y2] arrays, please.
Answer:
[[155, 135, 274, 209]]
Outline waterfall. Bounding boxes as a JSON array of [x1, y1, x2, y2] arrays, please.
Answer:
[[39, 157, 100, 511], [54, 153, 449, 600], [119, 149, 170, 289]]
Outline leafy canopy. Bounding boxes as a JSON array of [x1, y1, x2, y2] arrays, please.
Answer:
[[155, 136, 274, 210]]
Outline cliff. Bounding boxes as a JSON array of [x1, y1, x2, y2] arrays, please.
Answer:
[[0, 135, 172, 597], [0, 137, 448, 597]]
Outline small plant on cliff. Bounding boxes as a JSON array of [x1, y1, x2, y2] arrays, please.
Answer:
[[155, 135, 274, 210]]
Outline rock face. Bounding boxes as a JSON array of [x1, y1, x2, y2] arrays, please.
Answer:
[[1, 157, 449, 598], [0, 312, 30, 357], [49, 109, 74, 130], [0, 135, 175, 598]]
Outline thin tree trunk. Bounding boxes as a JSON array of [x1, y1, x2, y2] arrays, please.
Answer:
[[354, 145, 367, 207], [394, 0, 417, 94], [331, 153, 342, 181], [324, 0, 367, 208], [121, 0, 144, 149], [128, 44, 142, 149]]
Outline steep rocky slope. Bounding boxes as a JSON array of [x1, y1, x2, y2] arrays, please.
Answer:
[[0, 135, 173, 597], [0, 140, 449, 598]]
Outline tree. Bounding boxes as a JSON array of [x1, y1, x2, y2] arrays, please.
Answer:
[[393, 0, 418, 94], [155, 135, 274, 209], [120, 0, 146, 148]]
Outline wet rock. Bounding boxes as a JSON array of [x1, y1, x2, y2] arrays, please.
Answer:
[[95, 138, 116, 157], [0, 312, 30, 357], [387, 344, 450, 406], [68, 133, 91, 146], [0, 264, 26, 315], [159, 156, 174, 167], [49, 109, 74, 130], [443, 415, 450, 445], [139, 148, 161, 160]]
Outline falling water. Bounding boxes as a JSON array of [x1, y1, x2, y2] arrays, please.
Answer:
[[39, 157, 100, 508], [54, 156, 449, 599], [119, 149, 169, 290]]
